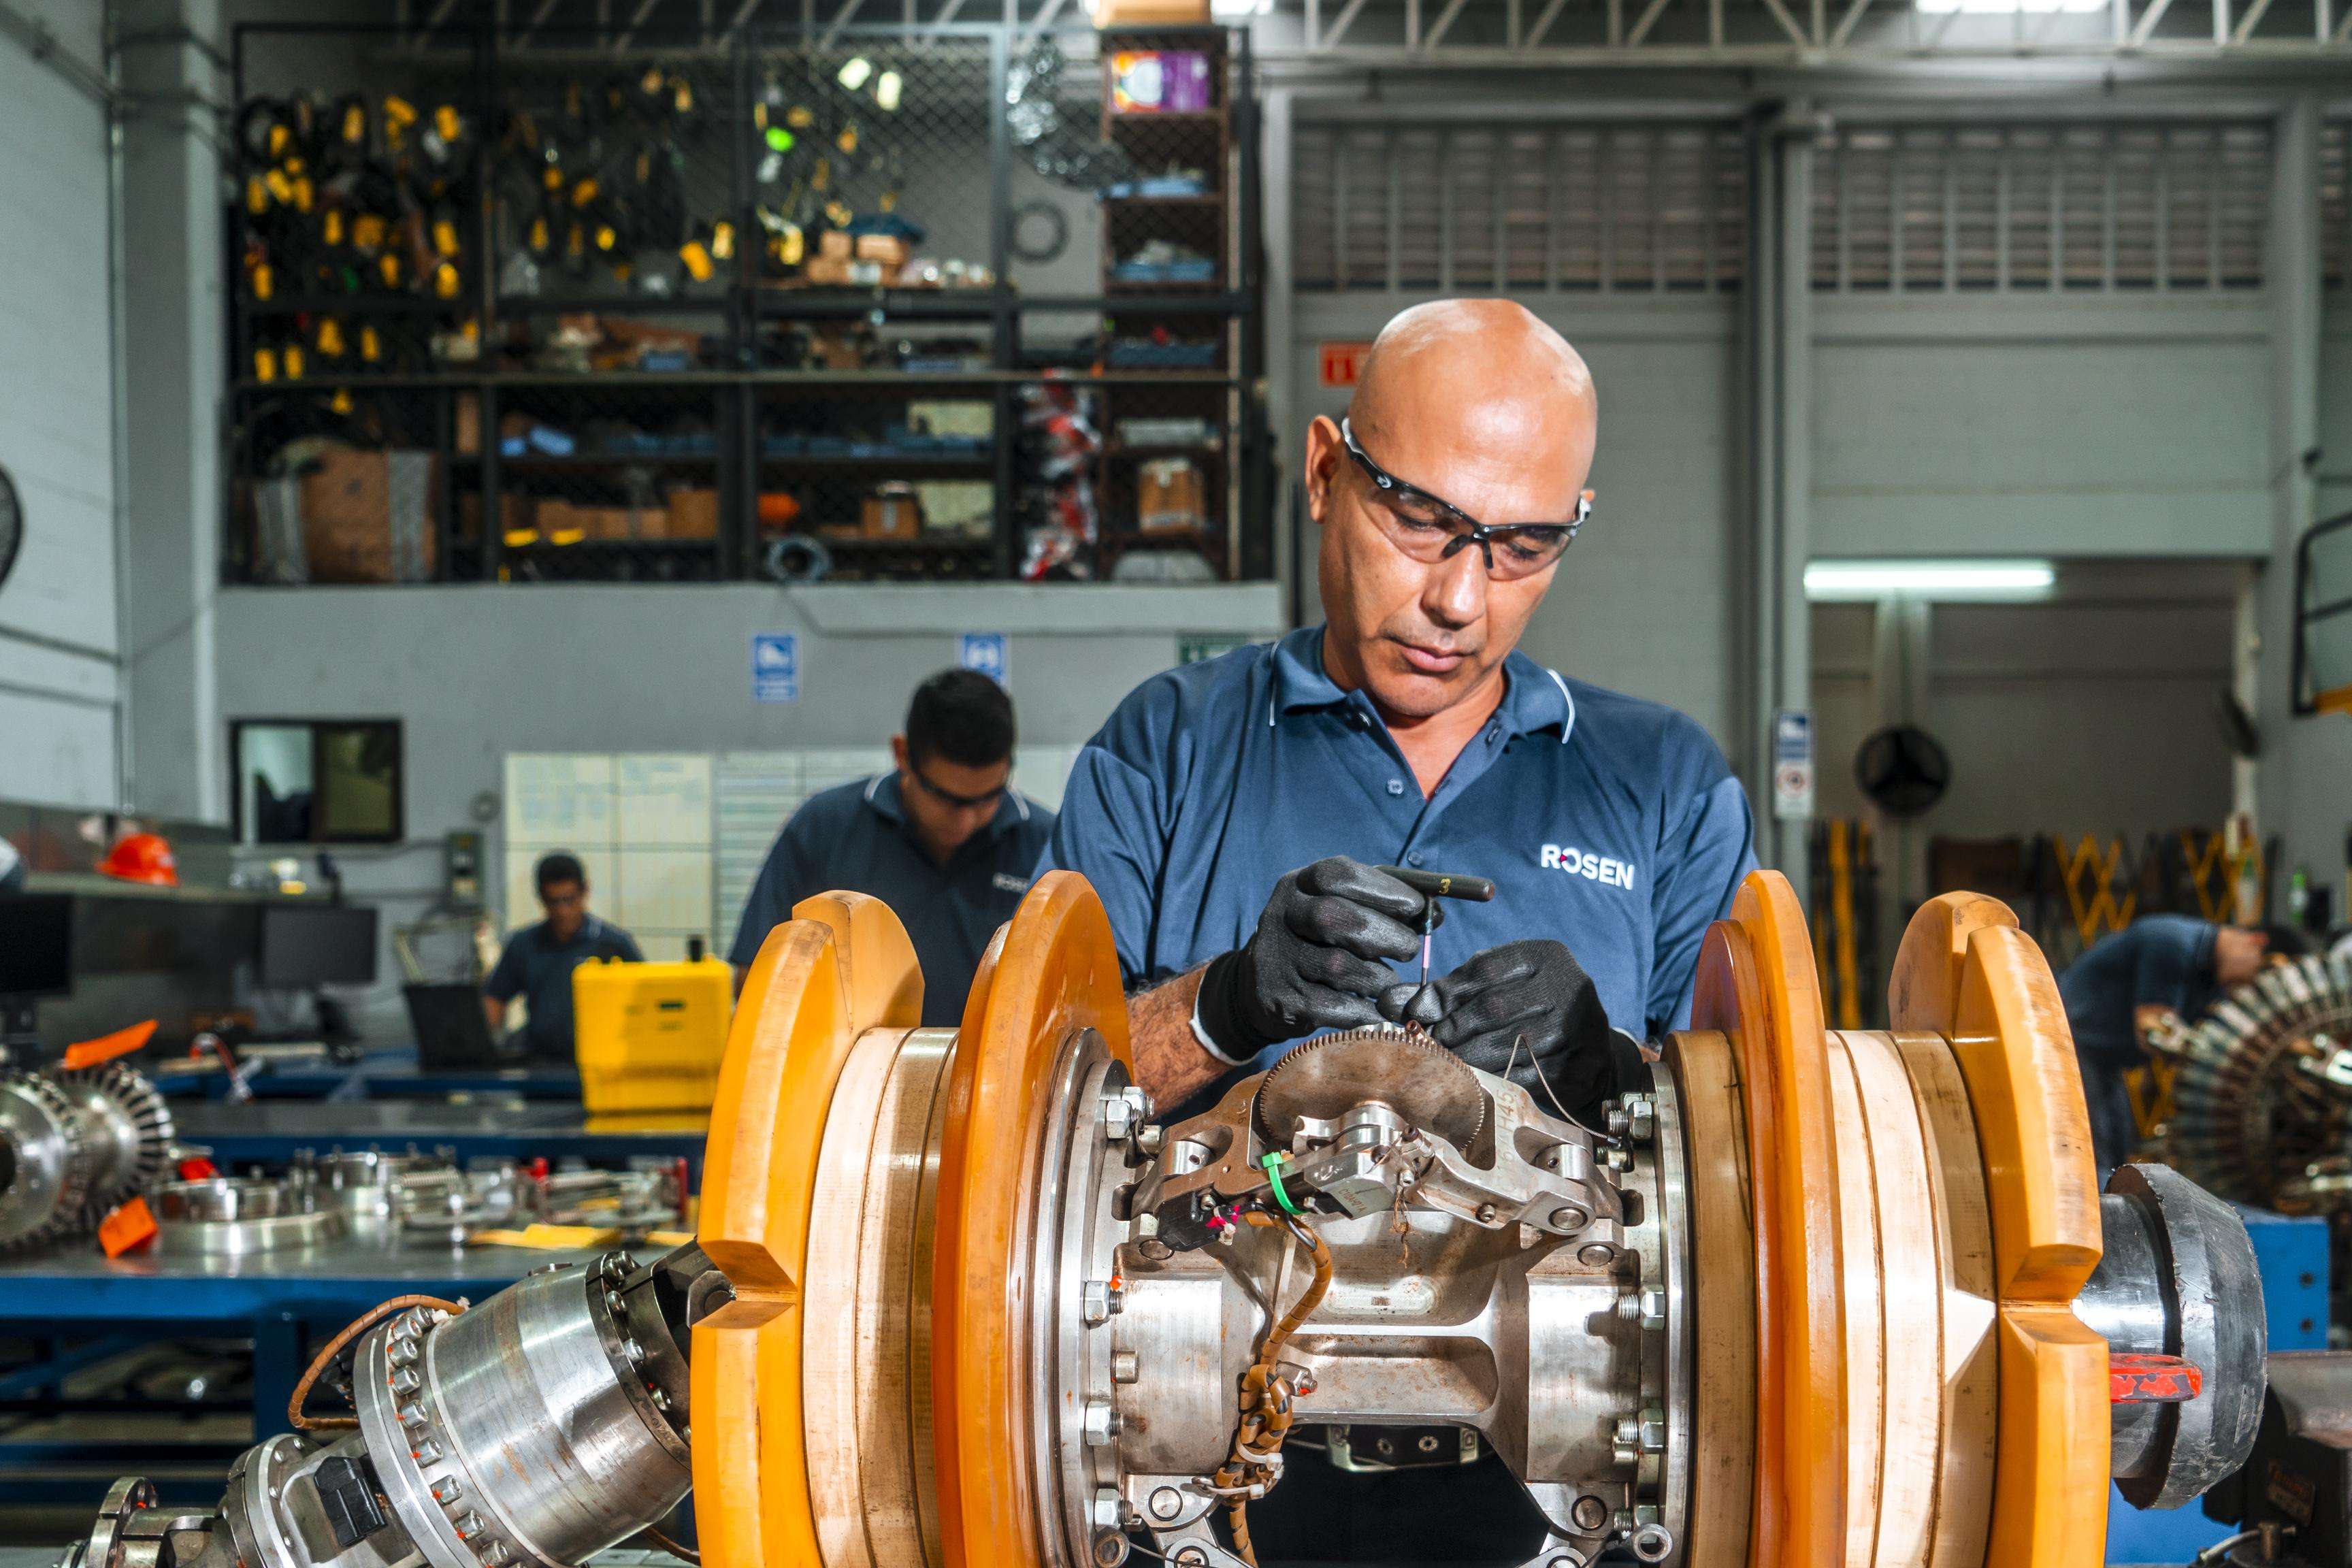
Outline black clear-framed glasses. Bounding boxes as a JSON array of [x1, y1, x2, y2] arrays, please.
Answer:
[[906, 762, 1007, 812], [1339, 417, 1592, 581]]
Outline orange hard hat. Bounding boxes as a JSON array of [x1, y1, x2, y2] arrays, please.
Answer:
[[100, 832, 178, 887]]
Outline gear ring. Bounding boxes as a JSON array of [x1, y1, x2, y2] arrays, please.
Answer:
[[1252, 1026, 1490, 1150], [0, 1071, 105, 1252], [56, 1062, 175, 1218]]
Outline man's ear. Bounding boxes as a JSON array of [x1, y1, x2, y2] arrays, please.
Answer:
[[1304, 414, 1343, 526], [889, 734, 909, 770]]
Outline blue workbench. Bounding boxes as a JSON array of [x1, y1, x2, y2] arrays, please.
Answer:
[[148, 1045, 583, 1102]]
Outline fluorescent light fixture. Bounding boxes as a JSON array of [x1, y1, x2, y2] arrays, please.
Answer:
[[875, 70, 902, 111], [836, 56, 874, 90], [1210, 0, 1273, 15], [1804, 559, 2057, 601]]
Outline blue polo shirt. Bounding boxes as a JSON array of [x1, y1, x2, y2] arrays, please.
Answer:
[[484, 913, 643, 1062], [729, 772, 1056, 1028], [2057, 915, 2221, 1065], [1040, 627, 1758, 1075]]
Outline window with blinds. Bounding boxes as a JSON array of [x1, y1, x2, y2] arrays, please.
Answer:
[[2325, 119, 2350, 291], [1810, 122, 2274, 293], [1292, 122, 1748, 293]]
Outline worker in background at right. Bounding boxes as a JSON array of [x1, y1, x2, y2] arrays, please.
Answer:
[[2059, 913, 2310, 1172]]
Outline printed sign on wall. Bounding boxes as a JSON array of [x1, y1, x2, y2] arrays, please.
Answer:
[[751, 633, 800, 704]]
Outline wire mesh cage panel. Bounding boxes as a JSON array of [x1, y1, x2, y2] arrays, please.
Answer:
[[223, 19, 1267, 587]]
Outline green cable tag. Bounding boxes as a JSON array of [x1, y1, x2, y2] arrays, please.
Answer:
[[1260, 1151, 1300, 1216]]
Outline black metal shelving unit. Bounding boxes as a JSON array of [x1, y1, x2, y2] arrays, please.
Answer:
[[221, 20, 1266, 587]]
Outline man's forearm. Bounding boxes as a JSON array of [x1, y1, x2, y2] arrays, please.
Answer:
[[1128, 966, 1230, 1106]]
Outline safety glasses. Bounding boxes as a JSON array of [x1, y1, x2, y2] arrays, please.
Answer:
[[1340, 417, 1592, 581], [906, 764, 1007, 812]]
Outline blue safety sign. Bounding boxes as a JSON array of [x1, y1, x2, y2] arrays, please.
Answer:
[[1771, 708, 1814, 819], [751, 632, 800, 704], [958, 632, 1009, 685]]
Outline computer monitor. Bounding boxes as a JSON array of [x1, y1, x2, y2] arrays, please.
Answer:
[[258, 903, 380, 989], [0, 894, 72, 998]]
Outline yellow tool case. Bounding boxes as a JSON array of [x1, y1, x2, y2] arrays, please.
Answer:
[[572, 955, 734, 1113]]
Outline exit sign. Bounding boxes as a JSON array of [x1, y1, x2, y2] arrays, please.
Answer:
[[1319, 341, 1373, 388]]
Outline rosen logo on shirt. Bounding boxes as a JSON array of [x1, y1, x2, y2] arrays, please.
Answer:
[[992, 872, 1031, 894], [1541, 844, 1638, 890]]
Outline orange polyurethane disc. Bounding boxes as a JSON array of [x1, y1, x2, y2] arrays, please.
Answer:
[[1890, 894, 2108, 1568], [932, 871, 1132, 1568], [691, 892, 923, 1568], [1689, 869, 1845, 1568]]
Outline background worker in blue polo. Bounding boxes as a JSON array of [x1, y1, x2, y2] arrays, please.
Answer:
[[1041, 297, 1757, 1131], [730, 668, 1054, 1027], [483, 851, 643, 1062], [2058, 914, 2304, 1172]]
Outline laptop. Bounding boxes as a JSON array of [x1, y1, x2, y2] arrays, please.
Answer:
[[404, 983, 521, 1070]]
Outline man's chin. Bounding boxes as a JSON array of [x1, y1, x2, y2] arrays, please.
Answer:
[[1363, 664, 1475, 721]]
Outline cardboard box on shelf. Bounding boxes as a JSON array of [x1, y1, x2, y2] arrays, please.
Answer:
[[1091, 0, 1209, 24], [1137, 457, 1207, 534], [299, 444, 439, 582], [817, 229, 853, 261], [577, 506, 644, 541], [804, 252, 894, 287], [862, 484, 923, 539], [808, 325, 867, 370], [457, 392, 481, 455], [853, 233, 909, 269], [666, 488, 720, 540]]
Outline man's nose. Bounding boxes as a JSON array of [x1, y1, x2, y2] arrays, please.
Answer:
[[1422, 544, 1488, 629]]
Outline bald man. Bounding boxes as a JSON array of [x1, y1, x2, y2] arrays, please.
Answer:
[[1041, 299, 1757, 1117]]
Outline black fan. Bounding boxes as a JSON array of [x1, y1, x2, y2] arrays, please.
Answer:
[[1854, 723, 1950, 817], [0, 466, 19, 593]]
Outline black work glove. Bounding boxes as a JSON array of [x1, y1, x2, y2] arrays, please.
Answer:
[[1383, 939, 1635, 1124], [1193, 856, 1435, 1062]]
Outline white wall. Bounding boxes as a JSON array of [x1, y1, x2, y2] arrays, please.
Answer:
[[1812, 297, 2274, 559], [0, 0, 120, 810]]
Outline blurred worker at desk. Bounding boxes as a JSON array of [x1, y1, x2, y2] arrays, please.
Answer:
[[483, 851, 642, 1062], [2060, 913, 2308, 1171], [730, 668, 1054, 1028], [1042, 299, 1757, 1132]]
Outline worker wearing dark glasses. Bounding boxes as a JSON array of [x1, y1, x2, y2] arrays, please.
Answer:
[[728, 667, 1052, 1027], [1042, 298, 1759, 1127]]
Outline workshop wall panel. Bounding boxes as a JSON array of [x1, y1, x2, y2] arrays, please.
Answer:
[[215, 582, 1267, 1028], [1811, 308, 2273, 557], [0, 0, 120, 808], [1812, 122, 2272, 294], [1291, 120, 1747, 294]]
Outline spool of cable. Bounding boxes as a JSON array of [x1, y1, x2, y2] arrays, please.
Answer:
[[765, 533, 831, 585]]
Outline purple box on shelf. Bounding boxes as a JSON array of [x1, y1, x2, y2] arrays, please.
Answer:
[[1111, 51, 1212, 113]]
